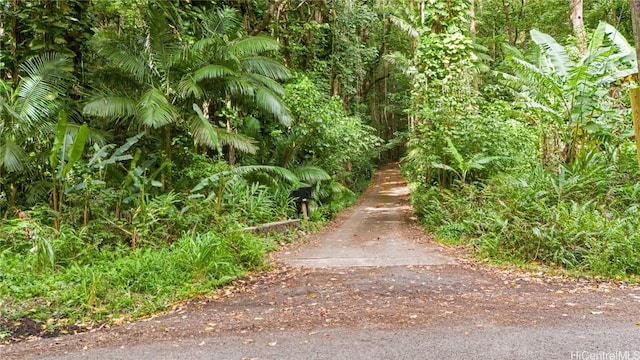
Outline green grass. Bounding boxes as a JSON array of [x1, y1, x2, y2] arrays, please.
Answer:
[[0, 229, 277, 328]]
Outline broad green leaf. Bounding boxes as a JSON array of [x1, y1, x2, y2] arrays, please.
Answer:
[[50, 110, 67, 170], [530, 29, 573, 78], [62, 123, 88, 177]]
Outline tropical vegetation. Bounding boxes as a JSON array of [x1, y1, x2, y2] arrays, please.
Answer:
[[1, 0, 639, 341]]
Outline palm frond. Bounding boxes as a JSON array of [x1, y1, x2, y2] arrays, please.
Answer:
[[24, 180, 51, 205], [388, 14, 419, 38], [521, 100, 564, 121], [0, 139, 28, 172], [502, 43, 526, 59], [18, 53, 73, 124], [146, 4, 173, 48], [189, 37, 219, 55], [177, 76, 206, 99], [293, 165, 331, 184], [225, 78, 257, 97], [193, 65, 237, 82], [0, 95, 21, 121], [217, 130, 258, 154], [203, 7, 241, 36], [245, 73, 285, 95], [190, 103, 222, 154], [83, 96, 137, 119], [228, 36, 281, 58], [507, 57, 564, 99], [94, 38, 150, 84], [242, 116, 261, 138], [240, 56, 291, 81], [383, 51, 416, 76], [192, 165, 298, 192], [253, 87, 292, 127], [190, 104, 259, 155], [137, 88, 176, 128], [20, 52, 73, 81]]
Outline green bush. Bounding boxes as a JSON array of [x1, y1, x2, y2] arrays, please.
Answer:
[[408, 148, 640, 278], [0, 227, 274, 324]]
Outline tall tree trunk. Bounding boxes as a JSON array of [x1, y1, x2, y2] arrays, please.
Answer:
[[470, 0, 477, 41], [330, 2, 340, 96], [250, 0, 280, 35], [631, 0, 640, 66], [628, 0, 640, 169], [470, 0, 479, 93], [501, 0, 515, 45], [10, 0, 20, 85], [570, 0, 586, 53]]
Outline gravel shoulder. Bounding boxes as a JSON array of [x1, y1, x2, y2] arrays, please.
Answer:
[[2, 164, 640, 359]]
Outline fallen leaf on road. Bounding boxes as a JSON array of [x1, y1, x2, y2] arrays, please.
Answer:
[[268, 341, 277, 347]]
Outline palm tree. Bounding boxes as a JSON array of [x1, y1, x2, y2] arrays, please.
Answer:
[[178, 7, 292, 165], [0, 53, 73, 173], [0, 53, 74, 208], [84, 5, 287, 173], [82, 3, 182, 187]]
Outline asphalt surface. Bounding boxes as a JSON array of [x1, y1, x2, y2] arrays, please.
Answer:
[[40, 323, 640, 360]]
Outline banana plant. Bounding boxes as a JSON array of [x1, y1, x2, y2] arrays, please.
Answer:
[[49, 111, 89, 230], [502, 21, 636, 164]]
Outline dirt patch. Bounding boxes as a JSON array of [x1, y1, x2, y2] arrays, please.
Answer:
[[0, 318, 84, 344]]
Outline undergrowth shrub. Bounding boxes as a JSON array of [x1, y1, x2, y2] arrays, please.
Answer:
[[408, 148, 640, 278], [0, 228, 273, 324]]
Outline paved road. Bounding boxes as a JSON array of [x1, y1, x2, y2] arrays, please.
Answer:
[[2, 165, 640, 359]]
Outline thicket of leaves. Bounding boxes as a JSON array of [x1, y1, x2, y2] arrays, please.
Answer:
[[0, 0, 382, 334], [400, 0, 640, 278], [3, 0, 640, 340]]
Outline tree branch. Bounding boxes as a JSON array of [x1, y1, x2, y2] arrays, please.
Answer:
[[249, 0, 282, 36]]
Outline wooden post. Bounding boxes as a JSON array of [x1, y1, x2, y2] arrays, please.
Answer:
[[631, 88, 640, 168], [301, 202, 309, 222]]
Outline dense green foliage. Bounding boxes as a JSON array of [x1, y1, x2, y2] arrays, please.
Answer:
[[0, 0, 383, 335], [400, 0, 640, 278], [2, 0, 640, 339]]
